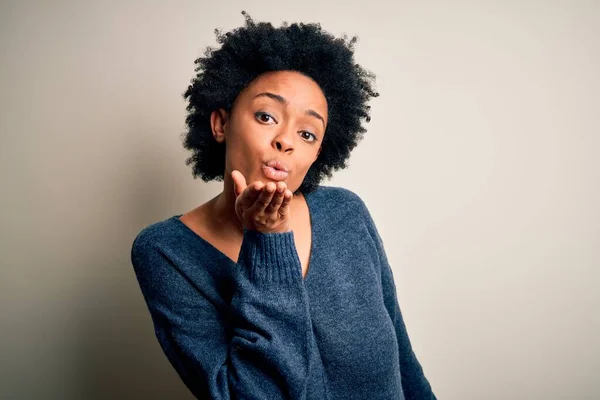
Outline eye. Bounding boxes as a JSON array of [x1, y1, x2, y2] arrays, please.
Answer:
[[300, 131, 318, 142], [255, 112, 276, 124]]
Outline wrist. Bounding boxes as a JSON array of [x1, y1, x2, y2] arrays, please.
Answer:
[[251, 223, 291, 234]]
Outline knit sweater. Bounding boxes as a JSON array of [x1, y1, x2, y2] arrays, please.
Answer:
[[130, 185, 437, 400]]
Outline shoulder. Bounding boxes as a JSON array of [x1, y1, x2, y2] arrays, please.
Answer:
[[132, 216, 177, 248], [130, 215, 183, 268], [307, 185, 370, 215]]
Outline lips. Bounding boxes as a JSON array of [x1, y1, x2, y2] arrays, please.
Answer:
[[262, 160, 290, 181], [266, 160, 289, 172]]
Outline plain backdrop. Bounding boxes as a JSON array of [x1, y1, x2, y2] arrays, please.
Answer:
[[1, 1, 598, 399]]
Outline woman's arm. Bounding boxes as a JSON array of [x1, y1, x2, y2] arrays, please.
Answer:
[[360, 200, 438, 400], [130, 227, 312, 400]]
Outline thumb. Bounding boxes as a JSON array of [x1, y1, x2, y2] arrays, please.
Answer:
[[231, 170, 247, 197]]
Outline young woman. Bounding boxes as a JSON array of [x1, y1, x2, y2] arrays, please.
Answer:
[[131, 11, 437, 400]]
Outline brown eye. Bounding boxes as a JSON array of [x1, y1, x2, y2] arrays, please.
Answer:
[[255, 112, 275, 123], [300, 131, 317, 142]]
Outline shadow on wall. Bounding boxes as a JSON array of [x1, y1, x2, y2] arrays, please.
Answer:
[[74, 136, 196, 400]]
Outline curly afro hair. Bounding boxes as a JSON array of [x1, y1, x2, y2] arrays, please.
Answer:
[[181, 11, 379, 194]]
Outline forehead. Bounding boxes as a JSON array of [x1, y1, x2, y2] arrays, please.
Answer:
[[241, 71, 328, 116]]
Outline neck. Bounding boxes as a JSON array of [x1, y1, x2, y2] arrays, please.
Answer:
[[211, 173, 244, 237]]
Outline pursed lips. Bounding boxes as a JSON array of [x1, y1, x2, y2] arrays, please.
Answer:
[[265, 159, 289, 172], [262, 160, 290, 181]]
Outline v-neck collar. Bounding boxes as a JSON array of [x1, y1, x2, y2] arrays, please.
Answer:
[[170, 187, 319, 283]]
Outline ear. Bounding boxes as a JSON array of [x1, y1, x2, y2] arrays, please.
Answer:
[[210, 108, 229, 143]]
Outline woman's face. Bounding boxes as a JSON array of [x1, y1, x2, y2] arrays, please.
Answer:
[[211, 70, 328, 193]]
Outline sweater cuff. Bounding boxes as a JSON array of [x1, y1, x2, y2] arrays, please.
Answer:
[[239, 229, 302, 286]]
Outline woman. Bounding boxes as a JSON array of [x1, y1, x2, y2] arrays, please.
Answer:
[[131, 12, 437, 400]]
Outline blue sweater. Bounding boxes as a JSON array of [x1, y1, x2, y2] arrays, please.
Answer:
[[130, 185, 437, 400]]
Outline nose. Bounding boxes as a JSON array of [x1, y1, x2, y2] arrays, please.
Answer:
[[272, 126, 294, 153]]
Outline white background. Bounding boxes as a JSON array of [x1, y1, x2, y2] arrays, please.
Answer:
[[1, 1, 598, 399]]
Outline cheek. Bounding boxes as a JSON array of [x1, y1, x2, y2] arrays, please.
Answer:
[[232, 119, 271, 150], [224, 128, 270, 175], [227, 121, 263, 153], [294, 157, 317, 181]]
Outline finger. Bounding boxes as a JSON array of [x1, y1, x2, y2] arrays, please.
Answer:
[[238, 181, 264, 209], [265, 182, 286, 213], [251, 182, 276, 212], [278, 189, 293, 216], [231, 170, 247, 197]]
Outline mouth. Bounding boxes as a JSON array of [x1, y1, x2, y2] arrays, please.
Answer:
[[265, 159, 289, 172], [262, 160, 290, 181]]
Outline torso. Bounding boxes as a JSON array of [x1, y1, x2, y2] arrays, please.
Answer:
[[179, 193, 313, 279]]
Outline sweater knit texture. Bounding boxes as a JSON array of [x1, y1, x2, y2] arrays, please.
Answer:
[[130, 185, 437, 399]]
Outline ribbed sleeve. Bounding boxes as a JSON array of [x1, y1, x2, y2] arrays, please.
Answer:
[[239, 229, 303, 286], [131, 227, 313, 400]]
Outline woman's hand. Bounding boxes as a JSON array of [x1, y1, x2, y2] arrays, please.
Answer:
[[231, 170, 293, 233]]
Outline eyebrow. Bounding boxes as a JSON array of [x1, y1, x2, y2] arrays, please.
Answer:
[[253, 92, 325, 128]]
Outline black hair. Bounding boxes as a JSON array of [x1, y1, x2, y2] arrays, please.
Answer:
[[181, 11, 378, 193]]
